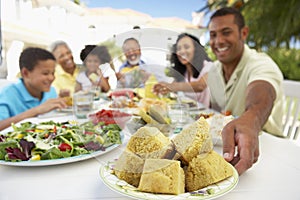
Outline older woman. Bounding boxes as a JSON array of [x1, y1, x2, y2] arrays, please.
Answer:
[[49, 40, 80, 97]]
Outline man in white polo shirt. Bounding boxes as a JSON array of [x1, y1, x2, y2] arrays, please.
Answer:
[[207, 7, 284, 175]]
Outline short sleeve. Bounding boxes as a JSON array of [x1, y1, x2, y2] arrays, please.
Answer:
[[247, 54, 283, 96]]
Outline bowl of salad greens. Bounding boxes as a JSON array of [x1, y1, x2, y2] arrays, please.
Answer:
[[0, 120, 123, 166]]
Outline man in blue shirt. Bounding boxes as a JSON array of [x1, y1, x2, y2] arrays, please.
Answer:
[[116, 37, 149, 88], [118, 37, 145, 73], [0, 47, 67, 131]]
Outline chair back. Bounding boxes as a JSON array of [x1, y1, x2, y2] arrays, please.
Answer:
[[282, 80, 300, 140]]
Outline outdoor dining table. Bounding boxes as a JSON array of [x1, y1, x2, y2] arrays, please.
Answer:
[[0, 113, 300, 200]]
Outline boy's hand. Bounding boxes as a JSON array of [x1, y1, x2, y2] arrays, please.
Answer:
[[36, 98, 68, 114]]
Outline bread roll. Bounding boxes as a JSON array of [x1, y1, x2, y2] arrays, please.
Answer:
[[172, 117, 213, 164], [126, 126, 175, 159], [185, 150, 233, 191], [113, 150, 145, 187], [138, 159, 185, 194], [148, 104, 170, 124]]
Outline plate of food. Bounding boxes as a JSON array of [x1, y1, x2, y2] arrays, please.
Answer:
[[87, 109, 132, 130], [0, 120, 123, 166], [189, 110, 235, 146], [59, 96, 74, 112], [99, 121, 238, 200], [58, 106, 73, 113], [206, 114, 235, 146], [99, 158, 238, 200]]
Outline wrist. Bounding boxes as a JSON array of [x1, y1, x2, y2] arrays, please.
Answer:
[[169, 83, 178, 92], [29, 107, 40, 117], [243, 109, 264, 132]]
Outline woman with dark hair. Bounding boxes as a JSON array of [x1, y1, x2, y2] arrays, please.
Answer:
[[75, 45, 113, 93], [153, 33, 212, 107]]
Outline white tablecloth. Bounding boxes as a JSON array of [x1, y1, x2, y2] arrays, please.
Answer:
[[1, 116, 300, 200]]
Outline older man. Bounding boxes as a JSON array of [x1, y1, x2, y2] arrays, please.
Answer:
[[118, 37, 145, 73]]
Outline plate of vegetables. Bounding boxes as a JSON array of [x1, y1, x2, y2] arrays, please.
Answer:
[[0, 120, 123, 166], [88, 109, 132, 129]]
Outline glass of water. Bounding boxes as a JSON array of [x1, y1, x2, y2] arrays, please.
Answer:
[[168, 103, 190, 124], [73, 92, 94, 119]]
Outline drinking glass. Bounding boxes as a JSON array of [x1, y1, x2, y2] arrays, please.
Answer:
[[73, 92, 94, 119], [168, 103, 190, 124]]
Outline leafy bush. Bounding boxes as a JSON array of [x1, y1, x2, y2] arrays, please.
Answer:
[[98, 39, 124, 63], [267, 48, 300, 81]]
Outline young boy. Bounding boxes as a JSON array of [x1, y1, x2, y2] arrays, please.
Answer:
[[0, 47, 67, 131]]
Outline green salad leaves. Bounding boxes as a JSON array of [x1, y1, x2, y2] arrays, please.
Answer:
[[0, 120, 122, 162]]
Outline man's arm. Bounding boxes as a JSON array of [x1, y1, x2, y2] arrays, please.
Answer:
[[222, 80, 276, 175], [245, 80, 276, 129]]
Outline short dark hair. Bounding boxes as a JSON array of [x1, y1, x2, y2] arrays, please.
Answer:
[[210, 7, 245, 30], [19, 47, 55, 71], [80, 45, 96, 62], [133, 25, 141, 29], [80, 45, 112, 64]]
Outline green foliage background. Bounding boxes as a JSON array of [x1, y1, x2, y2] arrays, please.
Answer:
[[268, 48, 300, 81], [99, 39, 123, 62]]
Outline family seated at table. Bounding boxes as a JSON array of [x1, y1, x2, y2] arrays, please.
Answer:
[[0, 7, 286, 176]]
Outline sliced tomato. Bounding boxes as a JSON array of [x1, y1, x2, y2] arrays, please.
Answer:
[[223, 110, 232, 116], [84, 131, 94, 135], [58, 143, 72, 151], [89, 109, 131, 125]]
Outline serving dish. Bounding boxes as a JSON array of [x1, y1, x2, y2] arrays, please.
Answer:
[[99, 159, 239, 200], [0, 142, 122, 167], [0, 120, 123, 166]]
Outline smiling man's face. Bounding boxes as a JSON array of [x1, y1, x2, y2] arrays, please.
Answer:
[[122, 39, 141, 66], [209, 14, 248, 67]]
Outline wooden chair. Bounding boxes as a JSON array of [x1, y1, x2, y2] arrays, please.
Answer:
[[282, 80, 300, 140]]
